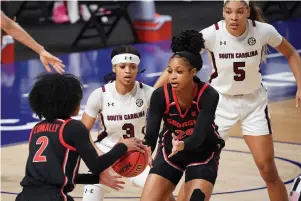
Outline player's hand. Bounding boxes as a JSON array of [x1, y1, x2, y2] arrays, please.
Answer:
[[168, 133, 184, 158], [39, 49, 65, 74], [99, 168, 125, 191], [296, 88, 301, 107], [119, 137, 146, 153]]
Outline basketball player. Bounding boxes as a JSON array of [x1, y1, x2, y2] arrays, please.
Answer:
[[16, 73, 146, 201], [153, 1, 301, 200], [141, 30, 224, 201], [81, 45, 175, 201], [290, 175, 301, 201], [1, 11, 65, 73]]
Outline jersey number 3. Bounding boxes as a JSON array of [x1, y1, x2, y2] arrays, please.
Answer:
[[233, 62, 246, 81], [122, 123, 135, 138], [33, 136, 48, 162]]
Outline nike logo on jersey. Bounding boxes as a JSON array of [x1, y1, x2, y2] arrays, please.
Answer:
[[169, 113, 178, 116]]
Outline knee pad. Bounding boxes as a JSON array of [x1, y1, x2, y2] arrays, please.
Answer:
[[82, 184, 104, 201], [190, 189, 205, 201], [130, 165, 150, 188]]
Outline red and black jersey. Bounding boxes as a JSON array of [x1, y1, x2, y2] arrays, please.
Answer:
[[145, 81, 224, 155], [20, 119, 80, 192], [20, 119, 128, 194]]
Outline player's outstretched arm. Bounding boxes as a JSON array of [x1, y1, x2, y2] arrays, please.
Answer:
[[144, 88, 165, 153], [64, 120, 146, 175], [1, 11, 65, 73], [65, 120, 127, 174], [82, 88, 105, 155], [183, 86, 219, 151], [274, 38, 301, 107], [153, 69, 169, 89]]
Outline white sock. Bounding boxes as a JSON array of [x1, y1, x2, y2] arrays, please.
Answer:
[[130, 165, 150, 188], [82, 184, 104, 201]]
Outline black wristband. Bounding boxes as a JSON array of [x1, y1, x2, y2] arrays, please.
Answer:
[[75, 173, 99, 184]]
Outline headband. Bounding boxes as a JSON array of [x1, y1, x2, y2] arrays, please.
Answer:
[[224, 0, 250, 6], [111, 53, 140, 65], [174, 51, 202, 71]]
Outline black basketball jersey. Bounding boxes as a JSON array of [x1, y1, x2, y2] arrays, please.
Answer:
[[20, 119, 80, 193], [159, 82, 221, 153]]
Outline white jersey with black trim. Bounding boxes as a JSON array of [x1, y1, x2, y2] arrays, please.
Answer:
[[201, 19, 283, 95], [84, 81, 154, 147]]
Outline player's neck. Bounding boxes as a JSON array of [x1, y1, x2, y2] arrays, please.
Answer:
[[175, 81, 195, 104], [115, 81, 135, 95], [226, 23, 247, 37]]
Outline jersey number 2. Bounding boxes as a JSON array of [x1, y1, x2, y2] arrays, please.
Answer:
[[233, 62, 246, 81], [33, 136, 48, 162], [122, 123, 135, 139]]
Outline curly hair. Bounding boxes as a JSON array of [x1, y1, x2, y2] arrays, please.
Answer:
[[28, 73, 83, 121], [171, 30, 205, 71]]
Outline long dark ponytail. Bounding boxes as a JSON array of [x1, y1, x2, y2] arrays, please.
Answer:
[[248, 1, 265, 23], [249, 2, 268, 62]]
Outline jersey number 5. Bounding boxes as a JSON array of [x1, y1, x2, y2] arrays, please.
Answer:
[[233, 62, 246, 81], [33, 136, 48, 162], [122, 123, 135, 138]]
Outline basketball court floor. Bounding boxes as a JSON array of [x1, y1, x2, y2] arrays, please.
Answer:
[[1, 19, 301, 201]]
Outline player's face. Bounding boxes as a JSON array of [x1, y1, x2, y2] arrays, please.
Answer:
[[223, 1, 250, 34], [167, 57, 196, 91], [114, 63, 138, 86]]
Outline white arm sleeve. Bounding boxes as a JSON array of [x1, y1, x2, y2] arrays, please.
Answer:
[[84, 88, 103, 118], [200, 25, 217, 52], [142, 84, 155, 107], [258, 22, 283, 47]]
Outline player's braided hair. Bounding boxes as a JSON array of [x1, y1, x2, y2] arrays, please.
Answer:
[[171, 30, 205, 56], [171, 30, 205, 71], [29, 73, 83, 121], [171, 30, 205, 83]]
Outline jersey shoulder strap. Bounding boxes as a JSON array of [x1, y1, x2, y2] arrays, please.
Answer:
[[196, 83, 209, 112], [163, 84, 171, 114]]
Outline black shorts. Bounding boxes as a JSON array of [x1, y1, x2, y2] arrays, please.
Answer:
[[15, 188, 74, 201], [150, 146, 220, 186]]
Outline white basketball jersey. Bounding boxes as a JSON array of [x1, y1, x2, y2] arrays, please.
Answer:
[[207, 20, 268, 95], [98, 81, 153, 147]]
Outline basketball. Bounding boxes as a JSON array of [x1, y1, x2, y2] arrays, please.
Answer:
[[112, 150, 149, 178]]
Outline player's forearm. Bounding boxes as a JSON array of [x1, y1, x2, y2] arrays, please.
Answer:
[[183, 114, 209, 151], [287, 51, 301, 88], [153, 69, 169, 88], [2, 18, 44, 55], [81, 143, 127, 175], [89, 134, 104, 156], [144, 109, 163, 153], [183, 89, 219, 151]]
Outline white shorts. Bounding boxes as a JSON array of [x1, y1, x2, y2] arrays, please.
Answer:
[[96, 141, 150, 188], [215, 86, 272, 140]]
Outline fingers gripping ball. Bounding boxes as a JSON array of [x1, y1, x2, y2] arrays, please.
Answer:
[[112, 150, 149, 178]]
